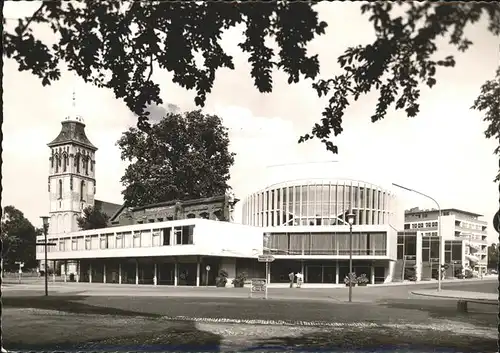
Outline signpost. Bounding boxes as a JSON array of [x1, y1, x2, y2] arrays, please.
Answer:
[[205, 265, 210, 286], [256, 255, 275, 300], [15, 261, 24, 284]]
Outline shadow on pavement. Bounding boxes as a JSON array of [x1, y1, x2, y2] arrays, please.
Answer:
[[3, 295, 161, 318], [3, 295, 222, 352], [239, 327, 498, 352], [380, 298, 497, 328]]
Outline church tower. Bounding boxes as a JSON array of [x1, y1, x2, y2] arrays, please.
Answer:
[[47, 94, 97, 235]]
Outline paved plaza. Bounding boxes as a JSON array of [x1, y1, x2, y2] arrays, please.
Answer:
[[2, 278, 497, 352]]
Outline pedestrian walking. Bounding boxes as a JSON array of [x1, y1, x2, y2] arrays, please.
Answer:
[[296, 272, 303, 288], [288, 271, 294, 288]]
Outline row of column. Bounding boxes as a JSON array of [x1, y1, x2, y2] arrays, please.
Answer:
[[61, 260, 203, 286]]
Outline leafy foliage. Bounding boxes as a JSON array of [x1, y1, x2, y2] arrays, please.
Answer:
[[301, 2, 500, 156], [2, 1, 326, 130], [3, 3, 498, 156], [1, 206, 38, 270], [471, 67, 500, 181], [76, 206, 110, 230], [117, 110, 235, 207]]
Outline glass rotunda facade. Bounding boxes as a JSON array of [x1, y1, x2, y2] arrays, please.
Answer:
[[242, 179, 396, 228], [241, 179, 399, 285]]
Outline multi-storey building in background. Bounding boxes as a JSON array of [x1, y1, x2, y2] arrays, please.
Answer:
[[402, 207, 488, 277]]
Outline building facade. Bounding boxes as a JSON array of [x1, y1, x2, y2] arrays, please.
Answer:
[[241, 179, 403, 284], [395, 230, 467, 281], [109, 194, 238, 227], [37, 219, 263, 286], [403, 207, 488, 276]]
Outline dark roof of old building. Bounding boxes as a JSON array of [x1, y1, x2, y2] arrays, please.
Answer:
[[47, 117, 97, 150], [109, 195, 239, 223], [94, 199, 122, 220]]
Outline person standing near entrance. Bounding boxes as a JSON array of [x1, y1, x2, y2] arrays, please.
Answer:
[[296, 271, 303, 288], [288, 271, 295, 288]]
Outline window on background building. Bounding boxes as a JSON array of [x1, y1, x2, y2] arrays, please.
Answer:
[[404, 236, 417, 256], [430, 239, 439, 259], [431, 222, 438, 227], [85, 238, 91, 250], [443, 211, 449, 216], [80, 181, 85, 201], [162, 228, 171, 245], [133, 232, 141, 247], [76, 154, 80, 173], [63, 155, 67, 172], [116, 234, 124, 248], [451, 242, 462, 261], [106, 234, 114, 249], [422, 214, 427, 218], [397, 244, 404, 259], [412, 223, 418, 229], [404, 224, 410, 230], [59, 240, 65, 251], [417, 223, 423, 228], [100, 236, 108, 249], [445, 251, 451, 262], [58, 180, 63, 199], [175, 225, 195, 245], [71, 239, 78, 251], [152, 230, 161, 246]]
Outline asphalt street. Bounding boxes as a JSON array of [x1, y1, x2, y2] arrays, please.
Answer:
[[2, 279, 498, 352]]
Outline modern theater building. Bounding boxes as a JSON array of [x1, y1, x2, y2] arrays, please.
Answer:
[[241, 179, 403, 285]]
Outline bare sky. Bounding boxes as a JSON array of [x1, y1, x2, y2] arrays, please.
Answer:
[[3, 2, 499, 243]]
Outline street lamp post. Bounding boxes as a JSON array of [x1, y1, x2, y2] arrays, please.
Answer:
[[347, 213, 355, 302], [392, 183, 442, 291], [36, 216, 56, 296]]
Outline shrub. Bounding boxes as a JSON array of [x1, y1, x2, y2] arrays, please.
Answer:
[[215, 269, 228, 287], [404, 268, 417, 281], [232, 272, 247, 287], [344, 272, 357, 286], [357, 273, 369, 285]]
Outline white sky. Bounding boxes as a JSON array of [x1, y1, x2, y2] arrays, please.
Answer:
[[3, 2, 499, 243]]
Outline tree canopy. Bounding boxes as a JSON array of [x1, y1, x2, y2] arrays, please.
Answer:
[[77, 205, 110, 230], [117, 110, 235, 207], [1, 206, 38, 271], [3, 2, 499, 158]]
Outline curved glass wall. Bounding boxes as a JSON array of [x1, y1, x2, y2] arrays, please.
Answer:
[[242, 179, 395, 227]]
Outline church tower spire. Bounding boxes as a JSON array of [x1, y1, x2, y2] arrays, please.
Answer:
[[47, 91, 97, 235]]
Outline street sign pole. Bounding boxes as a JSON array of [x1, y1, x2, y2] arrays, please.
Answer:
[[265, 262, 269, 300], [258, 254, 275, 300]]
